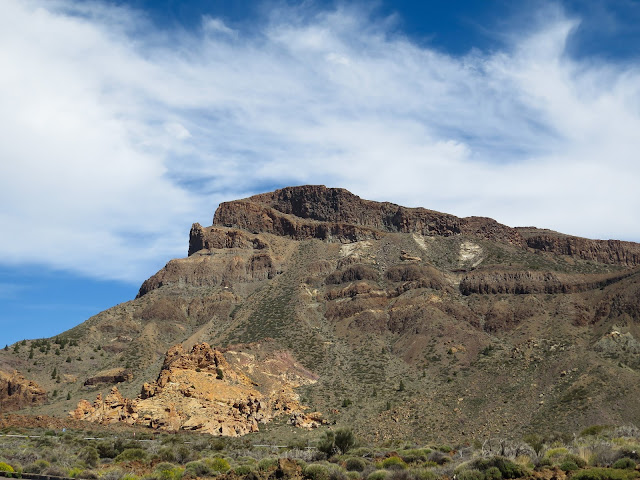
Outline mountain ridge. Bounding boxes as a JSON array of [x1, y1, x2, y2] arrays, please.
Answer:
[[2, 185, 640, 444]]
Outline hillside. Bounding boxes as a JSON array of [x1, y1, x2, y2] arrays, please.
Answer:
[[2, 185, 640, 443]]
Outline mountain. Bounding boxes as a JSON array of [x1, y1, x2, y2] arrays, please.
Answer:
[[2, 185, 640, 443]]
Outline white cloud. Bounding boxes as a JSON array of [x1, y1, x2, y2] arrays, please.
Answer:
[[1, 1, 639, 285]]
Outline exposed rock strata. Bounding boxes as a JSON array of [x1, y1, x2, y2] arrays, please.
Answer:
[[211, 185, 640, 266]]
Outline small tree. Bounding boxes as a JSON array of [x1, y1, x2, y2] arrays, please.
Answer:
[[51, 367, 57, 379], [334, 428, 356, 454]]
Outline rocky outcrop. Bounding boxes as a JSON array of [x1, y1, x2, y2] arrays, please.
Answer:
[[83, 368, 133, 387], [459, 270, 637, 295], [0, 370, 47, 411], [188, 224, 269, 256], [71, 343, 317, 436], [213, 186, 522, 244], [520, 229, 640, 266]]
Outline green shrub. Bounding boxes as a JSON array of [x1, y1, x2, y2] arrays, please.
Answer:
[[457, 470, 485, 480], [114, 448, 148, 463], [345, 458, 367, 472], [184, 461, 209, 477], [581, 426, 610, 437], [0, 462, 15, 473], [367, 470, 388, 480], [258, 458, 278, 472], [471, 457, 526, 479], [381, 457, 407, 470], [545, 448, 569, 463], [407, 469, 438, 480], [485, 467, 502, 480], [564, 454, 587, 468], [398, 449, 430, 464], [120, 475, 140, 480], [156, 447, 177, 463], [155, 462, 184, 480], [233, 465, 254, 475], [203, 457, 231, 473], [571, 468, 639, 480], [305, 464, 330, 480], [559, 461, 579, 472], [68, 467, 84, 478], [79, 446, 100, 468], [335, 429, 356, 454], [613, 458, 637, 470]]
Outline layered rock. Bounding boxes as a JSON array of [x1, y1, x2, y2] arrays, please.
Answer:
[[212, 186, 518, 244], [211, 185, 640, 266], [0, 370, 47, 411], [459, 269, 638, 295], [520, 231, 640, 266], [71, 343, 317, 436]]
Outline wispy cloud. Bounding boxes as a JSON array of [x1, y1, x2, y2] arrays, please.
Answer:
[[1, 1, 639, 284]]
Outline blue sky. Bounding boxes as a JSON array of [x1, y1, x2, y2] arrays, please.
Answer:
[[2, 0, 640, 346]]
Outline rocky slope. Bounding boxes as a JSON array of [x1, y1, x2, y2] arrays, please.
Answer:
[[2, 185, 640, 443]]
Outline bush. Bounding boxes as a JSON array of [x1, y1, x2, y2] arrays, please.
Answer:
[[571, 468, 639, 480], [258, 458, 278, 472], [581, 426, 611, 437], [335, 429, 356, 455], [234, 465, 254, 475], [485, 467, 502, 480], [613, 458, 637, 470], [559, 461, 579, 472], [184, 461, 208, 478], [457, 470, 485, 480], [79, 446, 100, 468], [564, 454, 587, 468], [471, 457, 526, 479], [114, 448, 148, 463], [397, 449, 430, 464], [381, 457, 407, 470], [368, 470, 388, 480], [305, 464, 330, 480], [203, 457, 231, 473], [0, 462, 15, 473], [155, 462, 184, 480], [346, 458, 367, 472], [68, 467, 85, 478]]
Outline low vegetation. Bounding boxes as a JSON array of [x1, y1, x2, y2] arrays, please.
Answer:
[[0, 424, 639, 480]]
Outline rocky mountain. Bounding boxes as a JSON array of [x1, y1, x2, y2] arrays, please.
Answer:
[[2, 186, 640, 443]]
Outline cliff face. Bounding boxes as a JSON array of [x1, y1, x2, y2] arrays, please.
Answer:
[[210, 185, 639, 265]]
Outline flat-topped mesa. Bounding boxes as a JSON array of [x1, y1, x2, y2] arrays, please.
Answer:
[[197, 185, 640, 266], [211, 185, 523, 245]]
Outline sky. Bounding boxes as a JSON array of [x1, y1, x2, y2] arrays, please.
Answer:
[[2, 0, 640, 346]]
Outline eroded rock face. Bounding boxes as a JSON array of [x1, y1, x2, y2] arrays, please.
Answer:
[[0, 370, 47, 411], [71, 343, 317, 436]]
